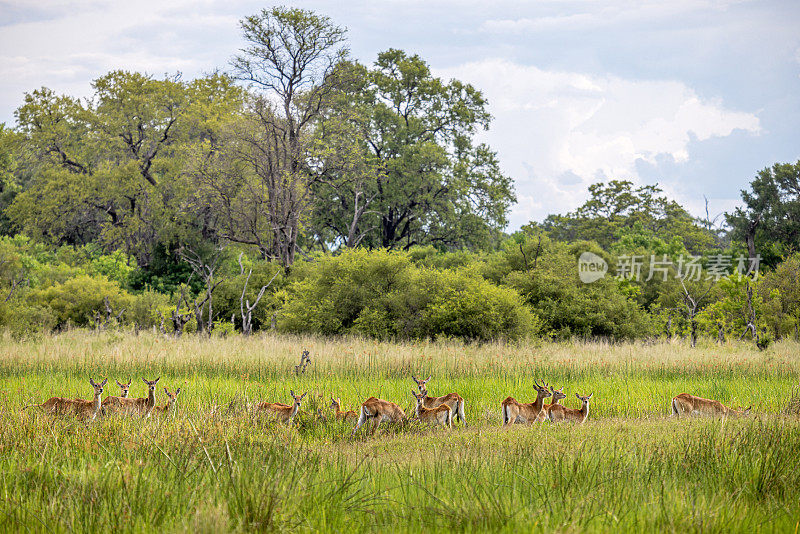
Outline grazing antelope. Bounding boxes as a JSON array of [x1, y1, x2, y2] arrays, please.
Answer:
[[258, 390, 306, 423], [412, 375, 467, 426], [103, 377, 160, 417], [539, 385, 567, 422], [153, 387, 181, 414], [352, 397, 407, 435], [548, 393, 593, 423], [501, 380, 552, 426], [412, 390, 452, 428], [671, 393, 751, 418], [330, 397, 358, 422], [23, 378, 108, 420]]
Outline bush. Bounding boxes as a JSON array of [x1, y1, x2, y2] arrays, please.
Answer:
[[279, 249, 537, 341], [28, 274, 133, 328]]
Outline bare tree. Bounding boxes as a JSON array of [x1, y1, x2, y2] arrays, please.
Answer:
[[171, 286, 193, 337], [238, 252, 279, 335], [93, 296, 125, 331], [294, 350, 311, 375], [226, 7, 348, 269], [178, 246, 226, 336], [679, 278, 714, 348]]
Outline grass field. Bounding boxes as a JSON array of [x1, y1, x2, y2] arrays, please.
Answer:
[[1, 331, 799, 532]]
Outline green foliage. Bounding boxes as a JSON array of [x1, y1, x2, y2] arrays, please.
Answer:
[[486, 235, 653, 340], [544, 180, 716, 254], [279, 249, 536, 341], [727, 161, 800, 267], [760, 253, 800, 338], [28, 275, 132, 328]]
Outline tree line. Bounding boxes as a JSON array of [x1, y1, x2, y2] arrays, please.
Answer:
[[0, 7, 798, 344]]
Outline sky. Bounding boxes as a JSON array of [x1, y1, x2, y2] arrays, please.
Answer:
[[1, 0, 798, 230]]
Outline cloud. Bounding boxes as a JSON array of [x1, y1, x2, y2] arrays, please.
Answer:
[[435, 59, 761, 227]]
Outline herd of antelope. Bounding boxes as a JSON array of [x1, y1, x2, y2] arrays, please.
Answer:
[[21, 373, 752, 432], [22, 378, 181, 421]]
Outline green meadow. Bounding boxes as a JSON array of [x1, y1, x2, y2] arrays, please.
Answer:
[[1, 331, 799, 533]]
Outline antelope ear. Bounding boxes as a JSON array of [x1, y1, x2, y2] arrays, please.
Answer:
[[101, 378, 108, 387], [117, 379, 123, 387], [290, 389, 295, 397], [127, 378, 132, 386], [412, 375, 419, 384], [175, 388, 181, 395], [576, 393, 581, 400], [142, 378, 148, 384], [90, 378, 96, 387], [588, 393, 593, 400], [164, 387, 169, 394], [425, 375, 431, 383], [155, 377, 161, 383], [300, 392, 307, 400]]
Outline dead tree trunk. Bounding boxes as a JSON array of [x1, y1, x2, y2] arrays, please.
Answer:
[[238, 253, 279, 336]]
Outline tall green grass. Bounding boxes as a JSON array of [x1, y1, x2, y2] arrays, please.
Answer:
[[1, 331, 798, 532]]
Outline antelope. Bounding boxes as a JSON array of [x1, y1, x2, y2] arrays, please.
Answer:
[[153, 387, 181, 414], [548, 393, 593, 423], [101, 378, 131, 410], [258, 390, 306, 423], [103, 377, 160, 417], [23, 378, 107, 420], [501, 380, 552, 426], [412, 375, 466, 426], [330, 397, 358, 422], [671, 393, 751, 418], [352, 397, 407, 435], [412, 390, 452, 428], [539, 385, 567, 422]]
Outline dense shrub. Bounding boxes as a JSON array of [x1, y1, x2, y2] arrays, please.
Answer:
[[279, 249, 537, 341], [486, 236, 654, 340], [28, 275, 133, 328]]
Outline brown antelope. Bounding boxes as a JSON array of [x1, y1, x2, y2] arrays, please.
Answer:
[[257, 390, 306, 423], [101, 378, 131, 410], [412, 390, 452, 428], [548, 393, 593, 423], [352, 397, 407, 435], [539, 385, 567, 422], [501, 380, 552, 426], [103, 377, 160, 417], [671, 393, 751, 418], [153, 387, 181, 414], [412, 375, 466, 426], [330, 397, 358, 422], [23, 378, 108, 420]]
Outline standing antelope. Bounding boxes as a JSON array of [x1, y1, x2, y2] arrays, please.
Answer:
[[258, 390, 306, 423], [352, 397, 407, 435], [671, 393, 751, 418], [501, 380, 552, 426], [23, 378, 108, 421], [548, 393, 593, 423], [412, 390, 452, 428], [412, 375, 466, 426], [101, 378, 131, 410], [103, 377, 160, 417], [153, 387, 181, 415], [330, 397, 357, 422], [539, 385, 567, 422]]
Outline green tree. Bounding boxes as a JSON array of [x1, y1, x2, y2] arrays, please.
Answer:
[[543, 180, 714, 253], [726, 161, 800, 266], [8, 72, 242, 267], [309, 51, 515, 251]]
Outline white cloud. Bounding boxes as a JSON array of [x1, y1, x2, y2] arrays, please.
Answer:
[[480, 0, 744, 34], [435, 59, 761, 227]]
